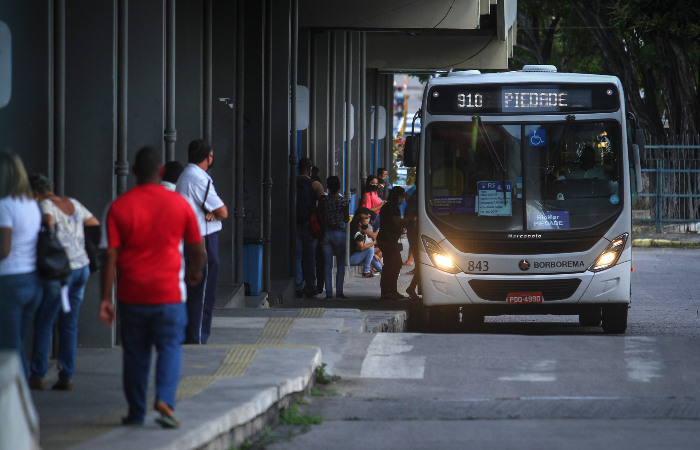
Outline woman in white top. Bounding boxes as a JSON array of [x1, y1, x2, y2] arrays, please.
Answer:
[[28, 174, 99, 391], [0, 150, 43, 379]]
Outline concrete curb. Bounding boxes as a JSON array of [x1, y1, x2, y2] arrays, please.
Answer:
[[369, 310, 410, 333], [68, 348, 322, 450], [632, 239, 700, 249]]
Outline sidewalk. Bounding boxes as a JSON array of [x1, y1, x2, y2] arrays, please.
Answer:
[[632, 232, 700, 248], [32, 267, 414, 450]]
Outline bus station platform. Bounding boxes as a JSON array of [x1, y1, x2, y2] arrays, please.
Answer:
[[30, 272, 412, 450]]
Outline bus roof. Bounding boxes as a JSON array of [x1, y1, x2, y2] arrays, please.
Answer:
[[428, 71, 621, 88]]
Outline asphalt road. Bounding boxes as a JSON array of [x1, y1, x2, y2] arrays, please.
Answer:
[[256, 248, 700, 449]]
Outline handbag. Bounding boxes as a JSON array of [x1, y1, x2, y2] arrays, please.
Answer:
[[36, 221, 72, 282], [308, 197, 324, 240]]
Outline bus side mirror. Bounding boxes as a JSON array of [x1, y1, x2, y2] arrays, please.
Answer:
[[634, 129, 646, 164], [633, 144, 643, 191], [403, 134, 419, 167]]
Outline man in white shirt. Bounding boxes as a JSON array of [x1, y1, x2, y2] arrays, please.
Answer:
[[176, 140, 228, 344]]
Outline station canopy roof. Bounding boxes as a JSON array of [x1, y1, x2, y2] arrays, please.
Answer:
[[300, 0, 517, 70]]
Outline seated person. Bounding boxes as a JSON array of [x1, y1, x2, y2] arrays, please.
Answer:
[[566, 145, 607, 180], [350, 208, 382, 277]]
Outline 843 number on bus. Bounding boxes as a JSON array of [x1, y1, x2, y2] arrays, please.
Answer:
[[466, 261, 489, 272]]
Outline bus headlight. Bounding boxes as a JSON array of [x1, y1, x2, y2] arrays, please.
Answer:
[[589, 233, 628, 272], [422, 236, 462, 274]]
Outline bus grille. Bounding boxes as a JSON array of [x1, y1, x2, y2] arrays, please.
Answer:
[[468, 278, 582, 302]]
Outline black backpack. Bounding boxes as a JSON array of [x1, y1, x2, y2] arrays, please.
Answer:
[[296, 177, 316, 224]]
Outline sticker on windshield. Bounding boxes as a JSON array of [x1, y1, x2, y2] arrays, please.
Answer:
[[478, 181, 512, 216], [528, 129, 546, 146], [527, 211, 570, 230], [610, 194, 619, 204], [432, 196, 476, 214]]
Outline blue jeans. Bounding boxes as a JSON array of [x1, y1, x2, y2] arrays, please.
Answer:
[[0, 271, 42, 378], [295, 222, 317, 293], [30, 265, 90, 381], [119, 302, 186, 423], [321, 230, 346, 297], [349, 247, 375, 273]]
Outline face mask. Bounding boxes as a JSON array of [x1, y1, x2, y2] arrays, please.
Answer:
[[369, 184, 378, 191], [360, 223, 369, 230]]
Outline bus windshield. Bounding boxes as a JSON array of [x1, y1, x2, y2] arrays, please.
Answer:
[[426, 120, 622, 233]]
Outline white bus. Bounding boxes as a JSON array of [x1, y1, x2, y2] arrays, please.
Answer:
[[403, 65, 645, 333]]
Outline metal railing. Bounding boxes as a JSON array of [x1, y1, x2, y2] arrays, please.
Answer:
[[633, 136, 700, 233]]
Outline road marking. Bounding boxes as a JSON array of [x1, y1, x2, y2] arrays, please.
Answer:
[[499, 360, 556, 382], [360, 334, 426, 379], [625, 336, 663, 382], [297, 307, 325, 318]]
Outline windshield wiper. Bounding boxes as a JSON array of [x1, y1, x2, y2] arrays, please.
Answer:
[[473, 116, 507, 205], [545, 114, 576, 174]]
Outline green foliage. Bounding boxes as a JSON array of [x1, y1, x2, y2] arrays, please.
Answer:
[[310, 386, 340, 397], [314, 363, 341, 385], [278, 404, 324, 426], [296, 397, 310, 405], [610, 0, 700, 41]]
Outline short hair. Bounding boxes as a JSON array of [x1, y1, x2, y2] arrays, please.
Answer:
[[311, 166, 320, 175], [0, 149, 33, 199], [298, 157, 313, 171], [29, 173, 52, 195], [387, 185, 405, 203], [162, 160, 184, 184], [188, 139, 212, 164], [377, 167, 387, 177], [133, 146, 162, 179], [327, 175, 341, 193]]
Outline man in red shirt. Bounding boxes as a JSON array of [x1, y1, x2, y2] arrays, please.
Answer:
[[99, 146, 206, 428]]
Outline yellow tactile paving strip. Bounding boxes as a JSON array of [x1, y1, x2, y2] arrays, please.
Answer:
[[297, 307, 325, 318], [254, 317, 295, 345], [42, 309, 325, 450]]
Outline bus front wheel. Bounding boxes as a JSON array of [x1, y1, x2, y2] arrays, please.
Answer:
[[428, 307, 459, 332], [601, 304, 628, 334], [579, 306, 602, 327]]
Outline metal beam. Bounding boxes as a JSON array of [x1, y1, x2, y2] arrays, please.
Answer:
[[234, 0, 245, 284], [373, 69, 380, 176], [359, 32, 367, 187], [289, 0, 298, 281], [328, 31, 336, 176], [55, 0, 65, 195], [164, 0, 176, 161], [203, 0, 212, 141], [116, 0, 129, 196], [263, 0, 272, 293], [384, 74, 392, 198], [343, 31, 351, 197], [309, 30, 317, 163]]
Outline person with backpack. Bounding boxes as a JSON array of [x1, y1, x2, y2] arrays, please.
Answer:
[[296, 157, 325, 298]]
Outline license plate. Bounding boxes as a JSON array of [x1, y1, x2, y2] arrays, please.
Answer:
[[507, 292, 543, 304]]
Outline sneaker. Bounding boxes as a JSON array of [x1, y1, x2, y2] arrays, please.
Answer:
[[325, 296, 333, 300], [51, 379, 74, 391], [28, 379, 45, 390], [362, 272, 377, 278], [336, 294, 349, 299], [303, 291, 318, 298], [295, 290, 304, 298]]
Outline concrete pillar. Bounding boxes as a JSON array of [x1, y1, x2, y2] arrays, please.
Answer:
[[164, 0, 176, 161]]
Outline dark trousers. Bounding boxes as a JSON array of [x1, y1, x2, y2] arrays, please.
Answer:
[[406, 231, 421, 293], [377, 241, 402, 296], [185, 232, 219, 344]]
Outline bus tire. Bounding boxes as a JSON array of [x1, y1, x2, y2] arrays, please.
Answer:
[[579, 306, 602, 327], [601, 304, 628, 334], [461, 309, 485, 330], [428, 307, 459, 332]]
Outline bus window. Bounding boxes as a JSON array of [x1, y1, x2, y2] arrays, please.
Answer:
[[524, 122, 621, 231], [427, 121, 523, 231]]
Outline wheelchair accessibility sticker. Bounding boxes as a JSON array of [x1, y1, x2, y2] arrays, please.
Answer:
[[529, 129, 546, 146]]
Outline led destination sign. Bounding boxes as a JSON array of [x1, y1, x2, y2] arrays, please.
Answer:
[[428, 83, 619, 115]]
